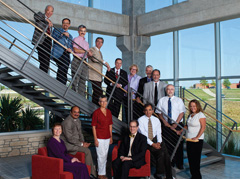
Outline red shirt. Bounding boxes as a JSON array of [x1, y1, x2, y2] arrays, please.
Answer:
[[91, 108, 113, 139]]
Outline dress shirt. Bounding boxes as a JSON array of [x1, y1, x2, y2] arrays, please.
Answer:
[[124, 74, 141, 99], [73, 36, 89, 58], [186, 112, 206, 140], [128, 132, 137, 156], [138, 115, 162, 146], [115, 68, 120, 75], [94, 47, 105, 63], [153, 81, 159, 88], [156, 96, 186, 123]]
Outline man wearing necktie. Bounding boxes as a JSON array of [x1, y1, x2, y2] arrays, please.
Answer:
[[88, 37, 110, 105], [138, 104, 173, 179], [32, 5, 54, 73], [104, 58, 128, 118], [143, 69, 167, 106], [156, 84, 186, 170], [52, 18, 73, 85], [112, 120, 147, 179]]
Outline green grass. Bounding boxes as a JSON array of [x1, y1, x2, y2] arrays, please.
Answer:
[[187, 89, 214, 100]]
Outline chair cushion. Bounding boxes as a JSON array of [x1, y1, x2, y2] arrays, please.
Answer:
[[38, 147, 48, 156]]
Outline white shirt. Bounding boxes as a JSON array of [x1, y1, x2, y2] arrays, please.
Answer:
[[115, 68, 120, 75], [138, 115, 162, 146], [153, 81, 159, 89], [156, 96, 186, 123], [186, 112, 206, 140]]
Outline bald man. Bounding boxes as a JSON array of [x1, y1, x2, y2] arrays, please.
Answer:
[[32, 5, 54, 73]]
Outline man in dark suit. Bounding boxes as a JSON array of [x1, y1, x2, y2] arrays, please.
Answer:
[[32, 5, 54, 73], [104, 58, 128, 118], [112, 120, 147, 179], [134, 65, 153, 118]]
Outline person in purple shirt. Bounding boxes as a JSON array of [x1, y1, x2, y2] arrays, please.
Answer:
[[71, 25, 92, 96], [47, 123, 90, 179], [123, 64, 141, 122]]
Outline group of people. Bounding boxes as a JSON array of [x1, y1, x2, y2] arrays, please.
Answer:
[[34, 4, 207, 179], [47, 97, 206, 179]]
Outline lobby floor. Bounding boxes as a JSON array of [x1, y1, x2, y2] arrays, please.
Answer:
[[0, 149, 240, 179]]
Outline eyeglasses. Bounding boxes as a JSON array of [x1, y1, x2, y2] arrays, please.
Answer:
[[129, 126, 137, 128]]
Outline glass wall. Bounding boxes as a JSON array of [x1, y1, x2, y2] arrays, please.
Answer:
[[146, 33, 173, 79], [179, 24, 215, 78], [93, 0, 122, 14]]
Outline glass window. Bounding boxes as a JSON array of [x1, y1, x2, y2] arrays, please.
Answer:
[[146, 32, 173, 79], [57, 0, 88, 7], [221, 18, 240, 76], [146, 0, 172, 13], [179, 24, 215, 78], [93, 0, 122, 14]]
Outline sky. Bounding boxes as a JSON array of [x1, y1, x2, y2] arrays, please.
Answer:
[[1, 0, 240, 88]]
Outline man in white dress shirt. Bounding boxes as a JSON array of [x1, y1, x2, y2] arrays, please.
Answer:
[[138, 103, 172, 179], [156, 84, 186, 170]]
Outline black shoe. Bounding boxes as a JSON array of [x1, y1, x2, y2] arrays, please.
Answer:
[[154, 174, 163, 179], [90, 174, 97, 179]]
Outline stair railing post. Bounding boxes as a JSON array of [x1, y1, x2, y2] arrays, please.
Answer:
[[64, 51, 88, 97], [220, 123, 236, 153], [21, 25, 49, 70], [170, 129, 186, 161], [9, 38, 16, 49], [107, 76, 120, 107]]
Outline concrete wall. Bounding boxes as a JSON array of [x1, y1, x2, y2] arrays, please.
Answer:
[[0, 0, 129, 36], [137, 0, 240, 36], [0, 131, 51, 158]]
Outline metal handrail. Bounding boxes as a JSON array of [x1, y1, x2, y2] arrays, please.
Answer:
[[182, 97, 240, 133], [0, 0, 129, 94], [183, 87, 237, 124]]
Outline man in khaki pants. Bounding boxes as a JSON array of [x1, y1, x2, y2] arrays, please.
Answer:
[[61, 106, 97, 178]]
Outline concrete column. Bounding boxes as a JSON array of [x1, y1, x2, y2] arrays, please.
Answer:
[[117, 0, 150, 77]]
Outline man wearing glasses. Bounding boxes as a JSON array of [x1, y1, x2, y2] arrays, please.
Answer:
[[112, 120, 147, 179]]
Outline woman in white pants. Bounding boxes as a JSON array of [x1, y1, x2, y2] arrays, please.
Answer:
[[92, 95, 113, 179]]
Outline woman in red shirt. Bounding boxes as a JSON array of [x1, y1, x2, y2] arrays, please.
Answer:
[[92, 95, 113, 179]]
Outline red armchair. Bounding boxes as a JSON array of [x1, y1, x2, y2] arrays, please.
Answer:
[[112, 141, 151, 178], [32, 147, 91, 179]]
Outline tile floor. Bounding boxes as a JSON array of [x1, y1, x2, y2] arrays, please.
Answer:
[[0, 148, 240, 179]]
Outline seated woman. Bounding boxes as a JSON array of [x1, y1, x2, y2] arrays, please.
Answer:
[[47, 123, 90, 179]]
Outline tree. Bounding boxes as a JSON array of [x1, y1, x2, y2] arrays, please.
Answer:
[[200, 77, 208, 89], [211, 80, 216, 87], [0, 95, 22, 132], [223, 79, 231, 89]]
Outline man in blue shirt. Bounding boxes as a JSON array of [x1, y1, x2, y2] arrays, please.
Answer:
[[52, 18, 73, 85]]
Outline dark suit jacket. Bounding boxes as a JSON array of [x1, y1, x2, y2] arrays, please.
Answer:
[[104, 68, 128, 100], [118, 132, 147, 169], [32, 12, 51, 45], [136, 77, 152, 98]]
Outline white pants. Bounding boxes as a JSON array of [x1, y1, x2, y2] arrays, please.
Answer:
[[96, 138, 110, 175]]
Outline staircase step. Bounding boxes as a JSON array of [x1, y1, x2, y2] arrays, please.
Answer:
[[34, 96, 59, 100], [13, 83, 35, 87], [44, 102, 69, 106], [24, 90, 48, 94], [0, 67, 12, 73], [184, 156, 223, 168], [2, 75, 24, 81]]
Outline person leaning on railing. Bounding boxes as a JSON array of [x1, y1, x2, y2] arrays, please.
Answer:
[[47, 123, 90, 179], [32, 5, 54, 73], [52, 18, 73, 85], [177, 99, 206, 179], [123, 64, 141, 122], [71, 25, 92, 96], [88, 37, 110, 105]]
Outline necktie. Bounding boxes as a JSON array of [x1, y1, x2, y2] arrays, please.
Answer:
[[128, 135, 135, 156], [154, 83, 158, 106], [168, 98, 172, 124], [148, 118, 153, 141], [147, 78, 151, 82], [115, 70, 118, 79]]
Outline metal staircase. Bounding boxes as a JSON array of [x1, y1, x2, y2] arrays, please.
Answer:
[[0, 44, 127, 135]]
